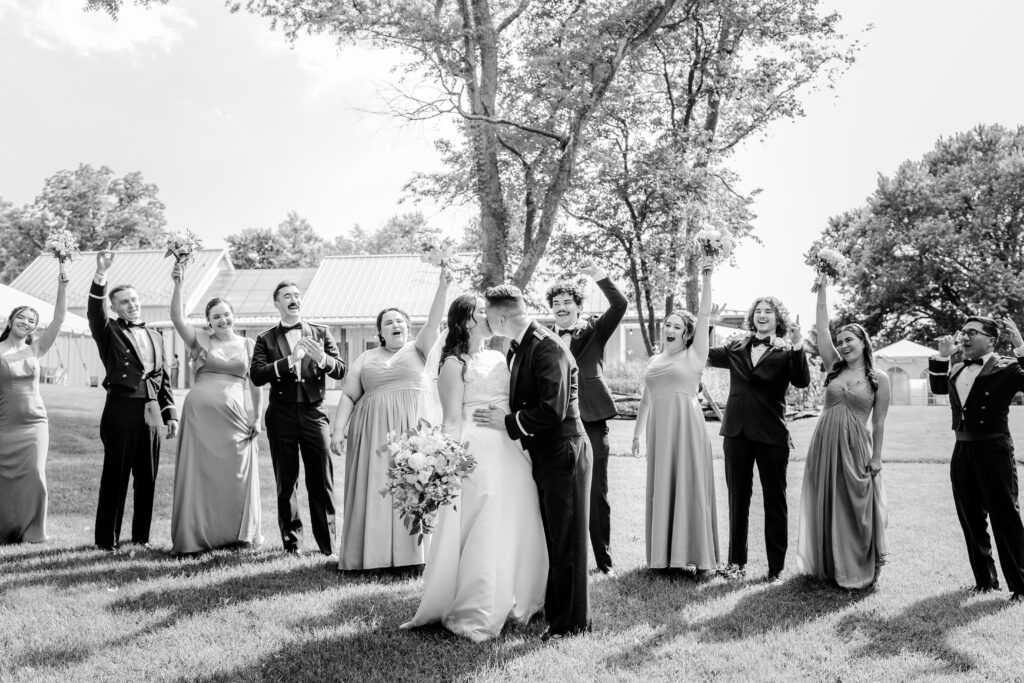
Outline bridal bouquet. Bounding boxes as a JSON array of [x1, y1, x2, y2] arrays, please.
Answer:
[[44, 228, 80, 266], [805, 244, 850, 292], [692, 229, 735, 262], [379, 419, 477, 544], [419, 234, 459, 271], [165, 230, 203, 266]]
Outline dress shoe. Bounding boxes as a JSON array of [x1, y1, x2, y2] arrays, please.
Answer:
[[1010, 592, 1023, 603], [97, 544, 117, 553], [590, 567, 617, 579], [719, 564, 746, 580], [284, 547, 304, 556], [540, 629, 563, 642], [765, 570, 783, 585]]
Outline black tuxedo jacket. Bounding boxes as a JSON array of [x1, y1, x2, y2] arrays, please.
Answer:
[[707, 336, 810, 448], [505, 321, 585, 454], [551, 277, 627, 423], [87, 280, 176, 423], [929, 355, 1024, 436], [250, 322, 346, 404]]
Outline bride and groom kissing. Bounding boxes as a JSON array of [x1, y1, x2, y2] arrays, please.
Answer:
[[402, 284, 592, 642]]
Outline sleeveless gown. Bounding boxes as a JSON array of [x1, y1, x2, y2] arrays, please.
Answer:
[[643, 349, 720, 569], [0, 349, 48, 543], [797, 379, 889, 588], [170, 340, 261, 553], [339, 343, 433, 570], [403, 350, 548, 641]]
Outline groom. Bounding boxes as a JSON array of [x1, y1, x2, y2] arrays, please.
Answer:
[[474, 284, 592, 640]]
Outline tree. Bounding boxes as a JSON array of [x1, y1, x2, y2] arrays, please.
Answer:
[[226, 211, 327, 268], [0, 164, 167, 283], [820, 124, 1024, 347], [87, 0, 855, 292]]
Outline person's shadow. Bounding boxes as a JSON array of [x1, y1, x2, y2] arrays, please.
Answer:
[[835, 589, 1012, 674]]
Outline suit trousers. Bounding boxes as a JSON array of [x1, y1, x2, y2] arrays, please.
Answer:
[[265, 401, 336, 554], [723, 435, 789, 573], [95, 396, 160, 548], [585, 419, 613, 570], [950, 437, 1024, 593], [533, 434, 592, 635]]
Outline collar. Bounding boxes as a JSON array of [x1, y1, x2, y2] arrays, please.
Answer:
[[964, 351, 995, 368], [514, 320, 534, 347]]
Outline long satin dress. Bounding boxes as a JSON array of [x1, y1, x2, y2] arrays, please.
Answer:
[[170, 340, 261, 553], [339, 343, 433, 570], [0, 348, 49, 543], [403, 350, 548, 641], [797, 379, 889, 588], [643, 349, 720, 569]]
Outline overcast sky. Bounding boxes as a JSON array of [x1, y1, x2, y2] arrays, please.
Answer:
[[2, 0, 1023, 326]]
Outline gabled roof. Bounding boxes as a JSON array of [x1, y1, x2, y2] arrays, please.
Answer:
[[0, 283, 91, 335], [188, 267, 317, 318], [874, 338, 937, 359], [12, 249, 231, 324]]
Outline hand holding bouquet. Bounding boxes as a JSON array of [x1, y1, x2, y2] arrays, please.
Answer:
[[378, 419, 477, 544], [805, 245, 850, 293], [44, 228, 80, 274], [692, 229, 735, 263], [419, 234, 459, 273], [165, 230, 203, 268]]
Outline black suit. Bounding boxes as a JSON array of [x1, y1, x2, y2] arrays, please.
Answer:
[[251, 322, 345, 553], [929, 354, 1024, 593], [505, 321, 591, 636], [553, 277, 626, 572], [87, 279, 177, 549], [707, 336, 810, 573]]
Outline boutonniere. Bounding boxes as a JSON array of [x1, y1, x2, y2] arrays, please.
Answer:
[[770, 337, 789, 350]]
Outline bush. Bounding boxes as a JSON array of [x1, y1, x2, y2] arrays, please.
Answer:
[[604, 358, 648, 397]]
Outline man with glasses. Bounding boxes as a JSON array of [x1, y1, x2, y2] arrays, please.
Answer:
[[930, 315, 1024, 604]]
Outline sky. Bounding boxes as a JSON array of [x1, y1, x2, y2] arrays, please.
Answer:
[[2, 0, 1023, 326]]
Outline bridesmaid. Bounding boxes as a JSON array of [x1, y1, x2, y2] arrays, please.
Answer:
[[632, 257, 718, 576], [0, 269, 68, 543], [169, 262, 263, 554], [331, 268, 449, 571], [796, 274, 891, 588]]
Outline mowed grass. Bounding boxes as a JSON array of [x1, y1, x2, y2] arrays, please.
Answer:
[[2, 387, 1024, 682]]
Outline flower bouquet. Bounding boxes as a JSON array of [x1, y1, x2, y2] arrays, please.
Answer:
[[378, 419, 477, 544], [165, 229, 203, 267], [44, 228, 80, 271], [692, 229, 735, 262], [805, 245, 850, 292], [419, 234, 459, 271]]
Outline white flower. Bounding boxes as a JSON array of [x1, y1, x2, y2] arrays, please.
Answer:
[[406, 452, 428, 471], [770, 337, 789, 349]]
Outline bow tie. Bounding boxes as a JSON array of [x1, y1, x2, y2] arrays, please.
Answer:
[[962, 357, 985, 367], [281, 323, 302, 332], [556, 327, 573, 337], [509, 340, 520, 353], [751, 336, 772, 348], [121, 319, 145, 329]]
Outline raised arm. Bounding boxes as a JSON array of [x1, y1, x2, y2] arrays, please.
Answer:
[[170, 263, 199, 351], [815, 274, 839, 372], [414, 268, 450, 359], [33, 271, 68, 356], [869, 371, 891, 473], [437, 357, 467, 439], [583, 261, 628, 342], [88, 249, 114, 340], [928, 335, 957, 395], [690, 258, 714, 363]]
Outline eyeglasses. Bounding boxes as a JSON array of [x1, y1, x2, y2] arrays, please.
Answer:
[[959, 329, 993, 339]]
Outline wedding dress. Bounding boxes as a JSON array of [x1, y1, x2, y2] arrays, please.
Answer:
[[403, 349, 548, 641]]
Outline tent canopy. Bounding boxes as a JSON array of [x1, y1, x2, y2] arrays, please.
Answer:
[[874, 338, 937, 360], [0, 283, 91, 335]]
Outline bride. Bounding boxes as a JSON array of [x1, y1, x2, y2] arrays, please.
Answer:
[[402, 294, 548, 642]]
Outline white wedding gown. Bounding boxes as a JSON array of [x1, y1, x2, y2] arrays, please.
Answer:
[[403, 349, 548, 642]]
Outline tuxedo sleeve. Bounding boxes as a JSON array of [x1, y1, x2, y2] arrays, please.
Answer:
[[249, 333, 277, 387], [157, 362, 177, 423], [590, 278, 627, 343], [788, 346, 810, 388], [321, 328, 346, 380], [707, 344, 729, 369], [504, 341, 571, 441], [928, 357, 950, 395], [87, 280, 109, 344]]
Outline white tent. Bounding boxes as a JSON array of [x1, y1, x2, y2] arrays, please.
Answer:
[[0, 282, 90, 334], [873, 338, 941, 406]]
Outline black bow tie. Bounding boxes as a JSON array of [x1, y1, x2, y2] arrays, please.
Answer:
[[281, 323, 302, 332], [556, 327, 573, 337], [121, 319, 145, 329], [751, 336, 772, 347], [962, 357, 985, 367], [509, 340, 520, 353]]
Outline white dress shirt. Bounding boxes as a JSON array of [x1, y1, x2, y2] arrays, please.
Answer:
[[750, 336, 771, 365], [954, 352, 995, 404]]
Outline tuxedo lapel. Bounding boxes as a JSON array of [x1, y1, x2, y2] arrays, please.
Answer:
[[510, 322, 539, 402], [115, 320, 144, 368], [275, 325, 291, 362], [963, 356, 999, 406], [739, 337, 755, 375], [145, 327, 162, 371]]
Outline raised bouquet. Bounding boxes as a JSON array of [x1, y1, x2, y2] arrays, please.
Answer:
[[805, 244, 850, 292], [378, 419, 477, 544], [44, 228, 80, 267], [418, 234, 459, 271], [165, 229, 203, 266], [692, 229, 735, 262]]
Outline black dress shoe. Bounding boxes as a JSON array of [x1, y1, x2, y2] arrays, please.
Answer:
[[97, 544, 117, 553], [1010, 592, 1023, 603], [540, 629, 563, 642], [765, 570, 783, 585]]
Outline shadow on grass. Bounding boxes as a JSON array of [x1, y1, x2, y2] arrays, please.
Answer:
[[835, 589, 1012, 673]]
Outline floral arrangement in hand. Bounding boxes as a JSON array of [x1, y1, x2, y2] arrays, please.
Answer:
[[419, 234, 459, 271], [692, 229, 735, 262], [805, 244, 850, 292], [44, 228, 80, 269], [378, 419, 477, 544], [165, 230, 203, 267]]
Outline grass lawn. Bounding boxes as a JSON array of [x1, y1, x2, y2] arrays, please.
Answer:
[[2, 386, 1024, 682]]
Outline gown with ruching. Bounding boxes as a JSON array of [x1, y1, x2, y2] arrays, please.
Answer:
[[403, 350, 548, 641], [797, 379, 889, 588], [0, 349, 48, 544], [340, 343, 434, 570], [643, 348, 720, 569], [171, 339, 261, 553]]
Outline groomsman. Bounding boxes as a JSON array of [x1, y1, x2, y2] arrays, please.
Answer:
[[250, 281, 345, 556], [88, 249, 178, 551], [930, 315, 1024, 603], [707, 296, 809, 582], [546, 262, 627, 577]]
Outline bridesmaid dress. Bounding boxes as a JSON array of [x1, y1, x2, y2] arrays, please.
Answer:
[[0, 348, 49, 543]]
